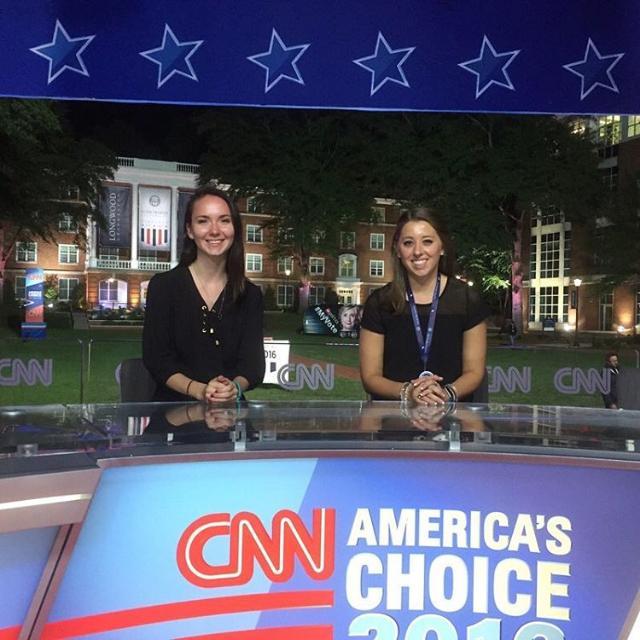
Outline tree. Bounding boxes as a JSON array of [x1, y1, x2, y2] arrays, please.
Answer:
[[197, 108, 384, 310], [457, 247, 512, 318], [0, 99, 116, 298], [378, 114, 606, 332]]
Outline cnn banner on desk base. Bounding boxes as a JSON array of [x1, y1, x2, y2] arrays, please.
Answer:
[[39, 457, 640, 639]]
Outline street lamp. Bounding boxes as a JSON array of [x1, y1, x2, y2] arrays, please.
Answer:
[[573, 278, 582, 346], [284, 267, 292, 309]]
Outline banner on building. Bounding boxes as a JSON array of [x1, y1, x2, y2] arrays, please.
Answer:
[[0, 1, 636, 115], [98, 185, 132, 249], [176, 189, 193, 255], [138, 186, 171, 251]]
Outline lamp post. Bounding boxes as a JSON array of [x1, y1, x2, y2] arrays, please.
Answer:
[[573, 278, 582, 347], [284, 268, 292, 309]]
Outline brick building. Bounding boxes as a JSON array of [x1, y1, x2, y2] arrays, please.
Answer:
[[4, 157, 401, 311], [523, 115, 640, 335]]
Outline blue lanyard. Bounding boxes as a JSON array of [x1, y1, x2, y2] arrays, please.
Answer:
[[405, 272, 441, 374]]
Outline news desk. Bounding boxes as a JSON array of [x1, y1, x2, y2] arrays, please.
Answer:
[[2, 401, 640, 640]]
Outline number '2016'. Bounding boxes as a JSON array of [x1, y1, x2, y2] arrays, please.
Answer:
[[349, 614, 564, 640]]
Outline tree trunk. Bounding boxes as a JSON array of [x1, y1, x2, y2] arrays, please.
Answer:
[[511, 216, 524, 333]]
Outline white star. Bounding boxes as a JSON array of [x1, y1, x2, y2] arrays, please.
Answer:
[[140, 24, 203, 89], [30, 20, 95, 84], [247, 29, 310, 93], [458, 35, 520, 99], [353, 32, 415, 96], [563, 38, 624, 100]]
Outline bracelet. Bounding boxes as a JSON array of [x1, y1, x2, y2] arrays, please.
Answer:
[[186, 379, 194, 397], [444, 383, 458, 403], [399, 381, 413, 404], [232, 380, 243, 401]]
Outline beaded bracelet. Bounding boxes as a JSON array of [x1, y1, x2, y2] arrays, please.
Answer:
[[399, 381, 413, 404], [232, 380, 243, 401]]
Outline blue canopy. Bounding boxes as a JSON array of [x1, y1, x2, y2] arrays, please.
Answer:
[[0, 0, 635, 114]]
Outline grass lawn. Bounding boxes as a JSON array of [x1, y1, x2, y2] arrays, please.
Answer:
[[0, 315, 634, 407]]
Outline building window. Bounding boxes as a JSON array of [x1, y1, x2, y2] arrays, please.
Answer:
[[247, 196, 264, 213], [370, 233, 385, 250], [246, 224, 263, 243], [371, 206, 385, 223], [309, 257, 325, 275], [599, 292, 613, 331], [369, 259, 384, 277], [529, 235, 537, 279], [99, 247, 120, 260], [59, 244, 79, 264], [99, 279, 127, 309], [563, 228, 571, 276], [338, 288, 355, 305], [539, 286, 559, 323], [309, 285, 326, 306], [139, 250, 160, 263], [528, 288, 536, 322], [338, 254, 357, 278], [311, 230, 325, 245], [601, 166, 618, 190], [277, 227, 294, 244], [562, 290, 569, 323], [539, 211, 563, 226], [340, 232, 355, 249], [277, 284, 294, 308], [246, 254, 263, 273], [58, 213, 78, 232], [15, 241, 37, 263], [277, 256, 293, 273], [59, 277, 79, 301], [597, 115, 621, 147], [636, 287, 640, 327], [15, 276, 26, 301], [540, 232, 560, 278], [628, 115, 640, 139]]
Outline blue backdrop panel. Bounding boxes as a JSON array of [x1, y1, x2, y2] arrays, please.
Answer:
[[0, 1, 636, 114]]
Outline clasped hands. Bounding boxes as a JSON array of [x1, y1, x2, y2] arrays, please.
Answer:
[[204, 375, 240, 403], [409, 373, 447, 406]]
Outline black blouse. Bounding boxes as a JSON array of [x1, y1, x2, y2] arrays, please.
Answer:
[[143, 265, 265, 401], [361, 278, 489, 400]]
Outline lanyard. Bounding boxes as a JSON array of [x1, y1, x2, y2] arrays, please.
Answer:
[[405, 272, 441, 376]]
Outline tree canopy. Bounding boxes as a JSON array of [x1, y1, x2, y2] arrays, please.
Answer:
[[197, 108, 390, 307], [0, 99, 116, 279]]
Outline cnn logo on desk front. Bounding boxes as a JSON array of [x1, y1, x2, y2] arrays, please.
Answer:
[[176, 508, 336, 588]]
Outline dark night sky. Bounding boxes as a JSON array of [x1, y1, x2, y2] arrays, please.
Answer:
[[61, 100, 210, 163]]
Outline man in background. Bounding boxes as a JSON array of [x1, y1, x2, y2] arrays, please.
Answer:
[[602, 351, 620, 409]]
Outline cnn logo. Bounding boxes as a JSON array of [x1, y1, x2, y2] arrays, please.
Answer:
[[177, 508, 336, 588]]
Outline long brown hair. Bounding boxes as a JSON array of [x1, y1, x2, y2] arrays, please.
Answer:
[[385, 207, 456, 313], [178, 185, 246, 301]]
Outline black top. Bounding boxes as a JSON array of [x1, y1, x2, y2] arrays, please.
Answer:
[[361, 277, 489, 400], [143, 265, 265, 401], [602, 365, 619, 408]]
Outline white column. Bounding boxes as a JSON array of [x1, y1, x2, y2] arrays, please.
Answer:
[[130, 182, 139, 269], [171, 187, 178, 266]]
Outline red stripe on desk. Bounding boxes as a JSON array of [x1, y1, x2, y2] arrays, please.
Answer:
[[42, 590, 333, 639]]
